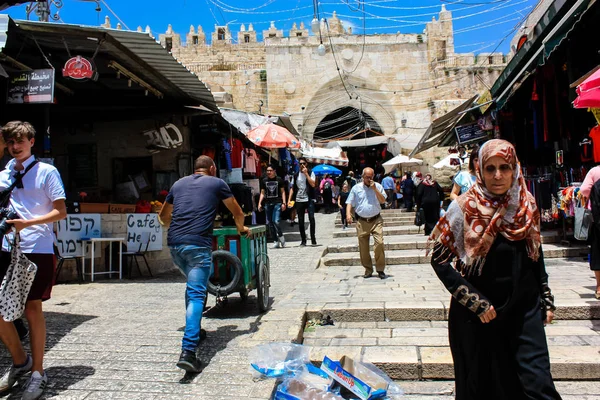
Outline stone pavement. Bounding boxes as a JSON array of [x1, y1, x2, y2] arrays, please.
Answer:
[[0, 213, 338, 400]]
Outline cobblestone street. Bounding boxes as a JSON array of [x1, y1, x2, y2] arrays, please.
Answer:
[[0, 214, 337, 399]]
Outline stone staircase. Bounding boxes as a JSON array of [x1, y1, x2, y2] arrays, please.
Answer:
[[301, 208, 600, 391]]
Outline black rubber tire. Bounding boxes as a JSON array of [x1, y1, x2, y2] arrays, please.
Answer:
[[257, 258, 270, 312], [208, 250, 243, 296]]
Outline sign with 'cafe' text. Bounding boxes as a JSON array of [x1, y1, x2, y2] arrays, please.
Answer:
[[143, 123, 184, 152]]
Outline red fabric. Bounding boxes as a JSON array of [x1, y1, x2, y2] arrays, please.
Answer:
[[590, 126, 600, 163], [581, 141, 594, 163], [231, 139, 243, 169]]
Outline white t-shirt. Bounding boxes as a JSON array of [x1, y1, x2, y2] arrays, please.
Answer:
[[0, 156, 66, 253], [295, 171, 316, 203]]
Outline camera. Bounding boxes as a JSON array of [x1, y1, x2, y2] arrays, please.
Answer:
[[0, 208, 19, 236]]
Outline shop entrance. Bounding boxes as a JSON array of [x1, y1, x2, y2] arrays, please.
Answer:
[[313, 107, 382, 141]]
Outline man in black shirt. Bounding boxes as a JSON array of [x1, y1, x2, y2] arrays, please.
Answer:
[[159, 156, 248, 373], [258, 166, 286, 248]]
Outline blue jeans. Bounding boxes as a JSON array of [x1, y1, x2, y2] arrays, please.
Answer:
[[169, 245, 212, 352], [265, 203, 283, 239]]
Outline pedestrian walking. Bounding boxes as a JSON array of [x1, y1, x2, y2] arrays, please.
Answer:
[[579, 165, 600, 298], [346, 167, 387, 279], [319, 174, 335, 213], [345, 171, 357, 189], [258, 166, 286, 248], [288, 157, 317, 246], [450, 144, 480, 200], [337, 182, 350, 229], [429, 139, 560, 400], [0, 121, 67, 400], [416, 173, 444, 235], [159, 155, 249, 373], [381, 173, 395, 209], [401, 172, 415, 211]]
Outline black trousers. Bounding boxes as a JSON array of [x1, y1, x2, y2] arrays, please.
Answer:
[[340, 207, 347, 227], [296, 200, 316, 243]]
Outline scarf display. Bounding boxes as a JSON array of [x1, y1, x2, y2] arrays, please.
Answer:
[[429, 139, 541, 276]]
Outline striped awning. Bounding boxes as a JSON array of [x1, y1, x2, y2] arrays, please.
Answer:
[[304, 154, 349, 167]]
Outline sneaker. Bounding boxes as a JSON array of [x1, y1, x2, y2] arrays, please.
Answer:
[[278, 236, 286, 248], [272, 241, 281, 249], [299, 242, 306, 247], [177, 350, 202, 373], [0, 355, 32, 393], [21, 371, 47, 400]]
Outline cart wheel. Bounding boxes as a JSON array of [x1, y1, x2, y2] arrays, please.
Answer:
[[209, 250, 243, 296], [256, 258, 270, 312], [239, 288, 249, 302]]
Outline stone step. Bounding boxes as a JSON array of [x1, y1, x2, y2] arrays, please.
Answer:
[[333, 226, 425, 237], [325, 238, 428, 254], [305, 320, 600, 380], [335, 216, 415, 223], [321, 245, 589, 266], [334, 220, 415, 228]]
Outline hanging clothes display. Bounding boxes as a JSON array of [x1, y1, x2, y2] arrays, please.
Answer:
[[590, 125, 600, 163], [221, 138, 232, 171], [230, 138, 244, 169], [580, 138, 594, 163]]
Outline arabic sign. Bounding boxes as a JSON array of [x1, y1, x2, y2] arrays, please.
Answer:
[[7, 69, 54, 104], [62, 56, 98, 81], [56, 214, 102, 257]]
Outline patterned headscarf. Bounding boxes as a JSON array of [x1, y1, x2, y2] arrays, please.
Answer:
[[429, 139, 541, 275]]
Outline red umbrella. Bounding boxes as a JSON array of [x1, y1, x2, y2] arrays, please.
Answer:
[[574, 87, 600, 109], [577, 68, 600, 93], [246, 123, 301, 149]]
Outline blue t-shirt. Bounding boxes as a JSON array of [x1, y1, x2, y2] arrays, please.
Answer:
[[382, 176, 395, 190], [166, 174, 233, 248], [454, 171, 477, 194]]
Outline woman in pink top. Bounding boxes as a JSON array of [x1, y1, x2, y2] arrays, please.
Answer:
[[580, 165, 600, 298]]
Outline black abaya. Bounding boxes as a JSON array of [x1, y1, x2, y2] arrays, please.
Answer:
[[431, 235, 561, 400]]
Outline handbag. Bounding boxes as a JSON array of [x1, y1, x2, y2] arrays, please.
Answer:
[[414, 208, 425, 227], [574, 202, 593, 241], [0, 233, 37, 322]]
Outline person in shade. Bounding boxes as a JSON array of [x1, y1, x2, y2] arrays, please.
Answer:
[[159, 156, 249, 373], [415, 173, 445, 235], [401, 172, 415, 211], [381, 173, 396, 209], [429, 139, 561, 400], [346, 167, 387, 279], [288, 157, 317, 246], [337, 181, 350, 229], [580, 165, 600, 299]]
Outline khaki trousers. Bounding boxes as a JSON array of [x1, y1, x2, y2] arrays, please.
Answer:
[[356, 216, 386, 274]]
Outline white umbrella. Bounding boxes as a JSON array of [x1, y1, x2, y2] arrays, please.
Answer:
[[383, 154, 423, 174], [432, 154, 462, 170]]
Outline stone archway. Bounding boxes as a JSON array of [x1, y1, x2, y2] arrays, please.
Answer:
[[301, 76, 397, 140]]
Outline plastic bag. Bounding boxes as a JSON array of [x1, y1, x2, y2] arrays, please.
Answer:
[[359, 362, 404, 399], [275, 378, 344, 400], [249, 343, 310, 378]]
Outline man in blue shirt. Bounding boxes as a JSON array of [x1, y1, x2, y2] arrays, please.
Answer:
[[381, 173, 396, 209], [159, 155, 249, 373], [346, 167, 387, 279]]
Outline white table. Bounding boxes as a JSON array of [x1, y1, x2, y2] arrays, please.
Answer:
[[82, 237, 125, 282]]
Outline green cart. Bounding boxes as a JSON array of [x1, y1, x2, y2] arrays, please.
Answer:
[[209, 225, 271, 312]]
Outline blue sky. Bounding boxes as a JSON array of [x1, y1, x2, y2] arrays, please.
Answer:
[[5, 0, 538, 53]]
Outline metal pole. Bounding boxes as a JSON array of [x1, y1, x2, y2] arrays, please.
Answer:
[[37, 1, 50, 22]]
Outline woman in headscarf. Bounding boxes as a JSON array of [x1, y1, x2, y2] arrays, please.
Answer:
[[429, 139, 560, 400], [415, 173, 445, 235]]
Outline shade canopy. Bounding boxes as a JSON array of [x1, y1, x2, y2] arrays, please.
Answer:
[[382, 154, 423, 174], [312, 164, 343, 176], [574, 67, 600, 109], [246, 124, 300, 149]]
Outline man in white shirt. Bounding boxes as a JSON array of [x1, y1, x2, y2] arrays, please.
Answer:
[[346, 167, 387, 279], [0, 121, 66, 400]]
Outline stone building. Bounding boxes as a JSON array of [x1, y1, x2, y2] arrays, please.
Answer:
[[148, 6, 507, 166]]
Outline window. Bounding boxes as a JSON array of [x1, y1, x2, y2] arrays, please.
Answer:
[[269, 33, 276, 38], [218, 28, 225, 41], [193, 35, 199, 45], [488, 56, 494, 65], [165, 38, 173, 52], [244, 34, 250, 43], [296, 32, 303, 37]]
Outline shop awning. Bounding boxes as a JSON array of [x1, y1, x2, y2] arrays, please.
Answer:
[[0, 15, 218, 111], [491, 0, 594, 108], [302, 143, 349, 167], [409, 96, 478, 158]]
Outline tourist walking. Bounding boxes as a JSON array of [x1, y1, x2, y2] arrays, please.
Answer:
[[381, 173, 396, 209], [159, 155, 249, 373], [450, 144, 480, 200], [288, 157, 317, 246], [337, 182, 350, 229], [320, 174, 335, 213], [346, 167, 387, 279], [416, 173, 444, 235], [0, 121, 67, 400], [258, 166, 286, 248], [580, 165, 600, 298], [429, 139, 561, 400], [401, 172, 415, 211]]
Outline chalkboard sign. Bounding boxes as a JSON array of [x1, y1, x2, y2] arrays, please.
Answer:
[[68, 144, 98, 189], [7, 69, 54, 104], [455, 122, 488, 145]]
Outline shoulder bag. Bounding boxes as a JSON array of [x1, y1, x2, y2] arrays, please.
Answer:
[[0, 233, 37, 322]]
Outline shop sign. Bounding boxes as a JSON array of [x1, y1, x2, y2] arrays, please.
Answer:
[[126, 213, 163, 252], [143, 123, 184, 151], [6, 68, 54, 104], [455, 122, 488, 145], [56, 214, 102, 257], [556, 150, 564, 166], [62, 56, 98, 81]]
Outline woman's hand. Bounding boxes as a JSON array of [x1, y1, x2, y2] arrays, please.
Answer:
[[479, 305, 497, 323], [544, 310, 554, 326]]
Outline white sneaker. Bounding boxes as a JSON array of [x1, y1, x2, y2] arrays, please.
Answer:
[[21, 371, 47, 400], [0, 355, 31, 393], [272, 241, 281, 249], [279, 236, 286, 248]]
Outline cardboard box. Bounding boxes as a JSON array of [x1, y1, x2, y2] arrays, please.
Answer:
[[320, 356, 388, 400]]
